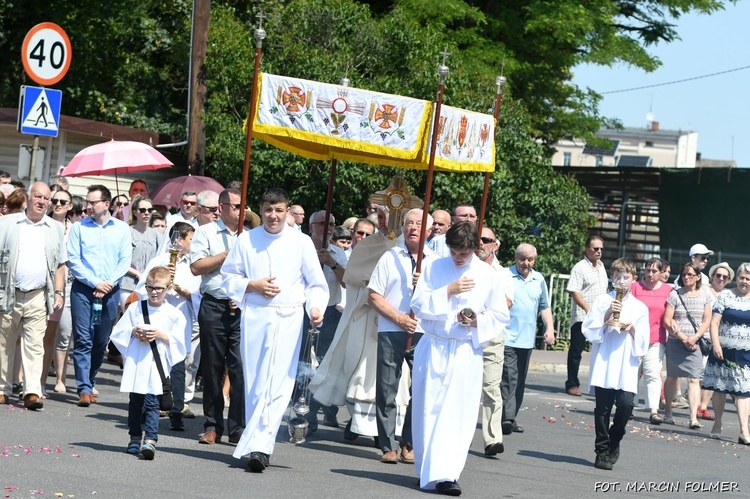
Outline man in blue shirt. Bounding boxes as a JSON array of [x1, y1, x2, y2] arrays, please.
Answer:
[[67, 184, 132, 407], [501, 243, 555, 434]]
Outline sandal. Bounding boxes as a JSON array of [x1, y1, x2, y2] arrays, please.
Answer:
[[126, 438, 141, 455], [689, 421, 703, 430], [662, 416, 676, 425], [649, 414, 663, 425]]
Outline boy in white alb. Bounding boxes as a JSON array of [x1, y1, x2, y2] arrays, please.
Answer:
[[582, 257, 649, 470], [110, 267, 186, 460]]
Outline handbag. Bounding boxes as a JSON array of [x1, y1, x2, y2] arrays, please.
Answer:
[[676, 291, 711, 356], [141, 300, 174, 411]]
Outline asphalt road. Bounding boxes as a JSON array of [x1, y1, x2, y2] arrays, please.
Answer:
[[2, 362, 747, 498]]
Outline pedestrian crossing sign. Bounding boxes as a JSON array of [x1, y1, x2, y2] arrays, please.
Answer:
[[18, 85, 62, 137]]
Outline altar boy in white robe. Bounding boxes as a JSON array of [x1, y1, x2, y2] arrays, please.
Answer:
[[410, 222, 510, 496], [110, 266, 187, 460], [582, 257, 649, 471], [220, 187, 328, 473]]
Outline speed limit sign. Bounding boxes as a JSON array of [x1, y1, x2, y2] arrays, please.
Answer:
[[21, 23, 72, 86]]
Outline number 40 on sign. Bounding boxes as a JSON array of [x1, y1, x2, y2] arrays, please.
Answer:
[[21, 22, 72, 86]]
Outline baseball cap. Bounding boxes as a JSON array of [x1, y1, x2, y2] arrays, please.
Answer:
[[689, 243, 714, 256]]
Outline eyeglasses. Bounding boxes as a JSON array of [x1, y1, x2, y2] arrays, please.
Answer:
[[85, 199, 105, 206], [355, 230, 371, 237], [681, 273, 698, 278], [696, 255, 710, 261], [591, 247, 603, 252], [145, 285, 167, 293], [480, 237, 495, 244], [50, 199, 70, 206], [115, 201, 129, 207], [221, 202, 241, 210], [181, 200, 196, 206], [137, 207, 156, 214], [714, 274, 730, 280], [199, 205, 218, 213]]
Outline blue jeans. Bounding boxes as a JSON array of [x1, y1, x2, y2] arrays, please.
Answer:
[[128, 393, 160, 441], [70, 281, 119, 395]]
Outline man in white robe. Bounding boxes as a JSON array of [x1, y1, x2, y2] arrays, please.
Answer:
[[309, 206, 405, 442], [220, 188, 328, 472], [410, 222, 510, 496]]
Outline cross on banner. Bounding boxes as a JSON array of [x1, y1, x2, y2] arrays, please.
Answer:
[[369, 173, 423, 240]]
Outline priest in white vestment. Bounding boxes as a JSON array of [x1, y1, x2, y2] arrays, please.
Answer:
[[310, 207, 410, 440], [220, 188, 328, 472], [410, 222, 510, 495]]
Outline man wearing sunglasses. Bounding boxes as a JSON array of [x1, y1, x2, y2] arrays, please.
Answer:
[[675, 243, 713, 287], [169, 191, 198, 225], [0, 182, 66, 409], [565, 235, 608, 397], [67, 184, 132, 407], [190, 188, 245, 446], [195, 191, 220, 226], [350, 218, 375, 250]]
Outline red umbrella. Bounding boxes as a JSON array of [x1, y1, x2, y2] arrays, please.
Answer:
[[148, 175, 225, 207]]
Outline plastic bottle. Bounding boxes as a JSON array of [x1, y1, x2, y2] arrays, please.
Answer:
[[92, 297, 103, 325]]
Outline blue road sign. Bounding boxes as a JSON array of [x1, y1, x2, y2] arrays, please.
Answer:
[[18, 85, 62, 137]]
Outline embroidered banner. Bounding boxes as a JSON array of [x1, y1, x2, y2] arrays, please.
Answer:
[[251, 73, 496, 172], [427, 105, 496, 172], [253, 73, 431, 168]]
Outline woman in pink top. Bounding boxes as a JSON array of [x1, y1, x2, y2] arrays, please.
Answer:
[[631, 258, 672, 424]]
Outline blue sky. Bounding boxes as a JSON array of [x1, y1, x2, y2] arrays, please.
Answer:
[[572, 1, 749, 167]]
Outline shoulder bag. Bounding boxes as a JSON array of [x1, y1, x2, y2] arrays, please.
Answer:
[[676, 291, 711, 356], [141, 300, 174, 410]]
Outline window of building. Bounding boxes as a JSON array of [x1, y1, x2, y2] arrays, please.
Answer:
[[645, 141, 654, 147], [595, 155, 603, 167], [563, 152, 571, 166]]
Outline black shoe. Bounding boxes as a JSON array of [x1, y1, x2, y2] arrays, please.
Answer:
[[501, 421, 513, 435], [169, 413, 184, 432], [321, 415, 340, 428], [195, 377, 203, 392], [594, 452, 613, 470], [609, 444, 620, 465], [344, 420, 359, 441], [48, 366, 57, 378], [484, 442, 504, 456], [247, 452, 270, 472], [228, 429, 244, 444], [436, 480, 462, 496], [182, 407, 196, 419]]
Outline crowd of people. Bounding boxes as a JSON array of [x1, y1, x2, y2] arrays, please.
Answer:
[[564, 237, 750, 470], [1, 168, 749, 495]]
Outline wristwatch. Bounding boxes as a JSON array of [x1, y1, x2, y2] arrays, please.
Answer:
[[330, 263, 339, 270], [54, 290, 64, 297]]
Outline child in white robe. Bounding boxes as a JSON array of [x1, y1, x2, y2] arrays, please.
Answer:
[[110, 267, 186, 460], [582, 257, 649, 470]]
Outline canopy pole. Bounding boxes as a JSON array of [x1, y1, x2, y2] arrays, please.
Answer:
[[477, 76, 506, 234], [239, 12, 266, 234], [321, 158, 337, 247], [408, 49, 450, 352]]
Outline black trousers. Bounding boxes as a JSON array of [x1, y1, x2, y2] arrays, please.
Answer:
[[302, 305, 341, 426], [566, 321, 585, 390], [501, 346, 533, 424], [594, 387, 634, 454], [376, 331, 420, 452], [197, 294, 244, 437]]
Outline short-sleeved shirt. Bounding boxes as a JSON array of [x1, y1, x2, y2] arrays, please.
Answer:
[[368, 241, 435, 333], [666, 286, 713, 338], [505, 265, 550, 349], [190, 219, 237, 299], [567, 257, 608, 323], [630, 281, 671, 344]]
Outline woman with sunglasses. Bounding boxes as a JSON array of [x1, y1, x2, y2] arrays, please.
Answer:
[[119, 195, 161, 314], [662, 262, 713, 429], [41, 190, 77, 396]]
